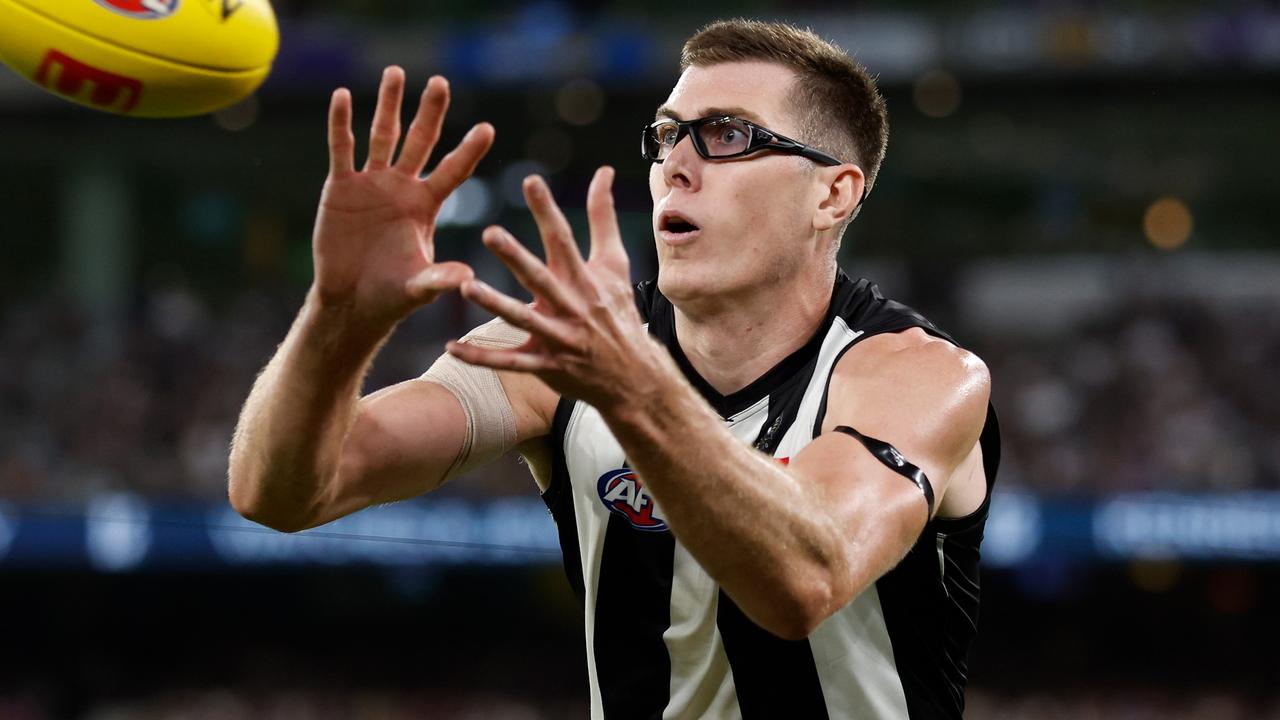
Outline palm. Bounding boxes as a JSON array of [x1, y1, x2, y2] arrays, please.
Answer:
[[314, 172, 437, 319], [310, 68, 494, 328]]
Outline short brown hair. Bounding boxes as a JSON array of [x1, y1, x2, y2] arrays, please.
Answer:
[[681, 19, 889, 202]]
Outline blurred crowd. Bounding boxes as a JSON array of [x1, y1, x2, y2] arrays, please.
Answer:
[[0, 288, 293, 504], [1, 281, 1277, 504], [986, 298, 1280, 494]]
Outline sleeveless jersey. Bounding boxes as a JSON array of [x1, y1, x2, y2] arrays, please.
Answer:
[[540, 271, 1001, 719]]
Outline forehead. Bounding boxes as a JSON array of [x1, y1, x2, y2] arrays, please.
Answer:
[[659, 61, 800, 134]]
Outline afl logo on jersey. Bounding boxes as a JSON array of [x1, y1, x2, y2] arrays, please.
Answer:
[[95, 0, 180, 19], [597, 468, 668, 532]]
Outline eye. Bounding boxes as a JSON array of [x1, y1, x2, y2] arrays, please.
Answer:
[[655, 122, 679, 146], [701, 118, 751, 153]]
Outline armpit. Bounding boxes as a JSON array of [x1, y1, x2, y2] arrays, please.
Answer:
[[517, 437, 553, 494]]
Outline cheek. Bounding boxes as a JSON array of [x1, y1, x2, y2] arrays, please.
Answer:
[[724, 170, 816, 276], [648, 165, 665, 204], [731, 168, 811, 237]]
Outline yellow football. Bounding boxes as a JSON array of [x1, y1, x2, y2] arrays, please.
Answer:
[[0, 0, 278, 117]]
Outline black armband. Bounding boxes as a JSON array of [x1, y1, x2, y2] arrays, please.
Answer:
[[832, 425, 934, 517]]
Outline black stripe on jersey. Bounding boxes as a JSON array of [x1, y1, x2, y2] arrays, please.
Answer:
[[717, 592, 830, 719], [878, 407, 1000, 719], [543, 397, 585, 603], [594, 513, 676, 719]]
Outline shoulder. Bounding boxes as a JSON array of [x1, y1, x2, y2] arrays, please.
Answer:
[[826, 328, 990, 464], [836, 327, 989, 394]]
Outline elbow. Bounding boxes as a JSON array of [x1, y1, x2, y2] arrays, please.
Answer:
[[754, 537, 866, 640], [227, 484, 293, 534], [229, 499, 279, 529], [230, 493, 310, 534], [227, 467, 314, 534], [762, 574, 848, 641]]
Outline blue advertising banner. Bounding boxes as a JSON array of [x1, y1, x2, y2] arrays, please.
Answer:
[[2, 490, 1279, 571]]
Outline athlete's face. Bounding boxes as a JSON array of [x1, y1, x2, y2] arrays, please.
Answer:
[[648, 61, 837, 306]]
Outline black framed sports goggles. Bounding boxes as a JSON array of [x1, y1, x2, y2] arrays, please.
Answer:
[[640, 115, 844, 166]]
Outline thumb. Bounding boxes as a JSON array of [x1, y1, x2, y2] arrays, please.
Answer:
[[405, 261, 474, 304]]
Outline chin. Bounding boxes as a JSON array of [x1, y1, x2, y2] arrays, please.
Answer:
[[656, 263, 699, 303], [657, 260, 737, 305]]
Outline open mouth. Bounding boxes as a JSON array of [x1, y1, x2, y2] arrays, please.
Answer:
[[659, 212, 701, 237]]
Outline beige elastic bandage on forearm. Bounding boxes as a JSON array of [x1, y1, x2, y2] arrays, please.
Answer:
[[421, 317, 526, 481]]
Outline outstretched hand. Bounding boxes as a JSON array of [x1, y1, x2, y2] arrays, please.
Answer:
[[311, 67, 495, 330], [447, 168, 672, 411]]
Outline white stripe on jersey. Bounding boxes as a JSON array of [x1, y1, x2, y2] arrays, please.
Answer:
[[663, 543, 740, 720], [562, 397, 615, 720], [809, 585, 912, 719]]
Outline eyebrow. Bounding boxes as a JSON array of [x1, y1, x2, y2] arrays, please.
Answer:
[[653, 105, 768, 125]]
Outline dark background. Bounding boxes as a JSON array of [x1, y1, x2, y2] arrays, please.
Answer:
[[2, 1, 1279, 717]]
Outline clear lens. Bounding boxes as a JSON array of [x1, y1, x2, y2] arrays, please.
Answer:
[[696, 117, 751, 157], [645, 120, 681, 160], [643, 116, 759, 162]]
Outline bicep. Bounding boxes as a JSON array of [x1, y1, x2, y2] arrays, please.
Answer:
[[788, 434, 932, 590], [788, 335, 991, 587]]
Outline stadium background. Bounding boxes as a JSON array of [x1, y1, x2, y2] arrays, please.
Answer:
[[2, 0, 1279, 717]]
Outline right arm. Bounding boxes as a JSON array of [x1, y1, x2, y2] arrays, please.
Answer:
[[228, 67, 545, 532], [229, 299, 555, 532], [228, 293, 457, 532]]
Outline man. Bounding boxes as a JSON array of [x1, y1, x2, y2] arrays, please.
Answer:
[[230, 19, 998, 720]]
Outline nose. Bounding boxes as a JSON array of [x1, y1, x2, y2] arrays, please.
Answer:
[[660, 133, 699, 192]]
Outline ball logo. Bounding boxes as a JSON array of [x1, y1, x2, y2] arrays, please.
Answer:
[[597, 468, 668, 532], [36, 50, 143, 112], [94, 0, 181, 19]]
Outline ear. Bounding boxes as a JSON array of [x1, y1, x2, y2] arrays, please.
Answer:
[[812, 164, 866, 233]]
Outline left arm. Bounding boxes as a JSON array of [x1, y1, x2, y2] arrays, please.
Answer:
[[579, 331, 989, 640], [448, 168, 991, 639]]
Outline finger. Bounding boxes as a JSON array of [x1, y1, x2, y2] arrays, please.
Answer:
[[458, 279, 579, 348], [404, 261, 474, 305], [482, 226, 578, 313], [523, 176, 588, 279], [395, 76, 450, 177], [586, 166, 627, 266], [446, 340, 553, 373], [365, 66, 406, 170], [328, 88, 355, 176], [423, 122, 496, 197]]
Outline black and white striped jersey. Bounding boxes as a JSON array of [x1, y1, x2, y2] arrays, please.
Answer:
[[540, 272, 1000, 719]]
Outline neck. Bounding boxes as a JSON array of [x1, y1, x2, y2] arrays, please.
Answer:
[[672, 267, 837, 396]]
